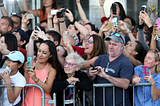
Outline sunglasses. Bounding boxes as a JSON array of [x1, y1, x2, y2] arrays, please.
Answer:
[[85, 39, 94, 44], [63, 60, 77, 67], [110, 32, 124, 44], [11, 12, 22, 18]]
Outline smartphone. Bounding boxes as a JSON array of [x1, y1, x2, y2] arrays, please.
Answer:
[[50, 9, 59, 15], [63, 31, 68, 45], [112, 3, 117, 15], [35, 23, 40, 31], [112, 17, 118, 26], [5, 66, 11, 74], [26, 13, 35, 19], [156, 18, 160, 29], [90, 64, 100, 73], [142, 65, 149, 76], [141, 5, 146, 13], [27, 57, 32, 69]]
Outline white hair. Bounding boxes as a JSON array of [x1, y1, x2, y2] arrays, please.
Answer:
[[65, 52, 85, 68]]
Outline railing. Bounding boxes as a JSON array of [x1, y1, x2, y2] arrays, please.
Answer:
[[0, 83, 155, 106]]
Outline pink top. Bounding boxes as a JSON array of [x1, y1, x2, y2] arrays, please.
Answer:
[[23, 62, 52, 106]]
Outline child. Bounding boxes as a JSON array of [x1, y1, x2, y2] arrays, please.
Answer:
[[0, 51, 26, 106]]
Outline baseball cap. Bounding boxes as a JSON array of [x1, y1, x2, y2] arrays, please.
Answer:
[[11, 12, 22, 19], [101, 17, 109, 24], [105, 32, 125, 44], [3, 51, 25, 64]]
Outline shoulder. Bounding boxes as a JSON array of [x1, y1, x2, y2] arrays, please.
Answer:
[[47, 64, 57, 75]]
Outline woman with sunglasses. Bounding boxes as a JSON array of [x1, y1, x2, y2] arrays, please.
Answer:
[[132, 50, 160, 106], [51, 52, 93, 106]]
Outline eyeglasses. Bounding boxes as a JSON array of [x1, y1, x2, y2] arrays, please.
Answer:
[[85, 39, 94, 44], [110, 32, 124, 44], [63, 60, 77, 67]]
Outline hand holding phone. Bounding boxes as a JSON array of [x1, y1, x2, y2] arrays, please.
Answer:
[[141, 5, 146, 13], [27, 57, 32, 69], [5, 66, 11, 74], [90, 64, 100, 73]]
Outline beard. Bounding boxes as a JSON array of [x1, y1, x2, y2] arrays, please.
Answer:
[[108, 47, 122, 57]]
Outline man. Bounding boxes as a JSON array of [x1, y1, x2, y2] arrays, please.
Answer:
[[0, 16, 13, 35], [10, 12, 22, 30], [89, 33, 134, 106]]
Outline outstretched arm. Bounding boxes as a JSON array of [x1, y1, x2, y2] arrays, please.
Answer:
[[99, 0, 106, 17], [76, 0, 89, 24], [0, 1, 8, 16]]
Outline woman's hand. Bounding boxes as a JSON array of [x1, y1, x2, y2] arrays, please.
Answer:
[[140, 11, 152, 28], [99, 0, 105, 7], [67, 77, 80, 85], [28, 68, 38, 82], [65, 9, 74, 22], [53, 13, 59, 24], [144, 70, 155, 85], [132, 76, 141, 84], [1, 70, 11, 84]]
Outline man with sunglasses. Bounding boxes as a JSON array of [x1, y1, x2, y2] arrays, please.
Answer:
[[89, 32, 134, 106]]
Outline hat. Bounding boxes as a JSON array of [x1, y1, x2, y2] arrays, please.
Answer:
[[105, 33, 125, 44], [3, 51, 25, 64], [101, 17, 109, 24], [11, 12, 22, 19]]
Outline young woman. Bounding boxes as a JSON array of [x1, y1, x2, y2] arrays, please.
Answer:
[[132, 50, 160, 105], [22, 0, 58, 22], [24, 32, 62, 106]]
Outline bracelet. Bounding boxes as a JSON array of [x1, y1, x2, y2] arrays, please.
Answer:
[[70, 19, 76, 25], [0, 4, 4, 7], [6, 87, 12, 90], [59, 20, 64, 23], [34, 79, 39, 83]]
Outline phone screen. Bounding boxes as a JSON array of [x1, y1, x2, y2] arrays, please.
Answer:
[[156, 18, 160, 29]]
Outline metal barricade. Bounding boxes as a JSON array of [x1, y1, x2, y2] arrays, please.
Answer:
[[0, 84, 45, 106], [49, 83, 155, 106]]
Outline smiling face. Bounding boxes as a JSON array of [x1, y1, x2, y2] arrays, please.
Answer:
[[84, 36, 94, 54], [125, 41, 138, 57], [64, 58, 79, 76], [37, 43, 52, 63], [144, 51, 159, 69]]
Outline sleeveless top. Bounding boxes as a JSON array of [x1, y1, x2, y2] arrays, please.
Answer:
[[23, 62, 53, 106]]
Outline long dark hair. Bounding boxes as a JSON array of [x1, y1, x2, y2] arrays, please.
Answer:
[[110, 2, 126, 20], [134, 40, 147, 64], [42, 0, 57, 15], [41, 40, 62, 72]]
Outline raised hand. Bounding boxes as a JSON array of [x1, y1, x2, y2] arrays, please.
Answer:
[[144, 70, 155, 85]]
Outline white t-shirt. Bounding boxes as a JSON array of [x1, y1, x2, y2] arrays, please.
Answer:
[[2, 71, 26, 106]]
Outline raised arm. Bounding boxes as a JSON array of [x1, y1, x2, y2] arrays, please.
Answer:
[[150, 23, 158, 50], [99, 0, 106, 17], [0, 1, 8, 16], [76, 0, 89, 24], [22, 0, 40, 17]]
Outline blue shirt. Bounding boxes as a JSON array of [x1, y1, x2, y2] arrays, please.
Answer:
[[94, 54, 134, 106], [134, 65, 160, 106]]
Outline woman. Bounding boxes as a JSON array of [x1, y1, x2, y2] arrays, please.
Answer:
[[132, 50, 160, 106], [52, 52, 93, 106], [22, 0, 58, 22], [24, 39, 62, 105]]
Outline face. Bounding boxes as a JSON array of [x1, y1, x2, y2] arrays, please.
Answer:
[[37, 43, 52, 63], [0, 19, 11, 34], [64, 58, 79, 76], [41, 22, 48, 32], [0, 36, 7, 49], [108, 39, 123, 57], [13, 32, 21, 47], [5, 58, 20, 71], [84, 36, 94, 54], [43, 0, 54, 7], [46, 34, 54, 42], [125, 41, 137, 56], [67, 24, 77, 36], [84, 24, 92, 33], [144, 52, 158, 69], [56, 46, 65, 59], [11, 16, 21, 30]]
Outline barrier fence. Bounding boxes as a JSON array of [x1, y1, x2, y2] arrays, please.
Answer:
[[0, 83, 156, 106]]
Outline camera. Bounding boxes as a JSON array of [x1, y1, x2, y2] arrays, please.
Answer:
[[141, 5, 146, 13], [57, 9, 67, 18], [112, 3, 117, 15]]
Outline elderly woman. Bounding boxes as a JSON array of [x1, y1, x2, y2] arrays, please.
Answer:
[[132, 50, 160, 106], [51, 52, 93, 106]]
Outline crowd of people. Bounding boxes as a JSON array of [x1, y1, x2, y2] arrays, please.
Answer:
[[0, 0, 160, 106]]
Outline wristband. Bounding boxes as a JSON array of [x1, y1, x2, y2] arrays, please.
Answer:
[[70, 19, 76, 25], [6, 87, 12, 90], [34, 79, 39, 83], [59, 20, 64, 23], [0, 4, 4, 7]]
